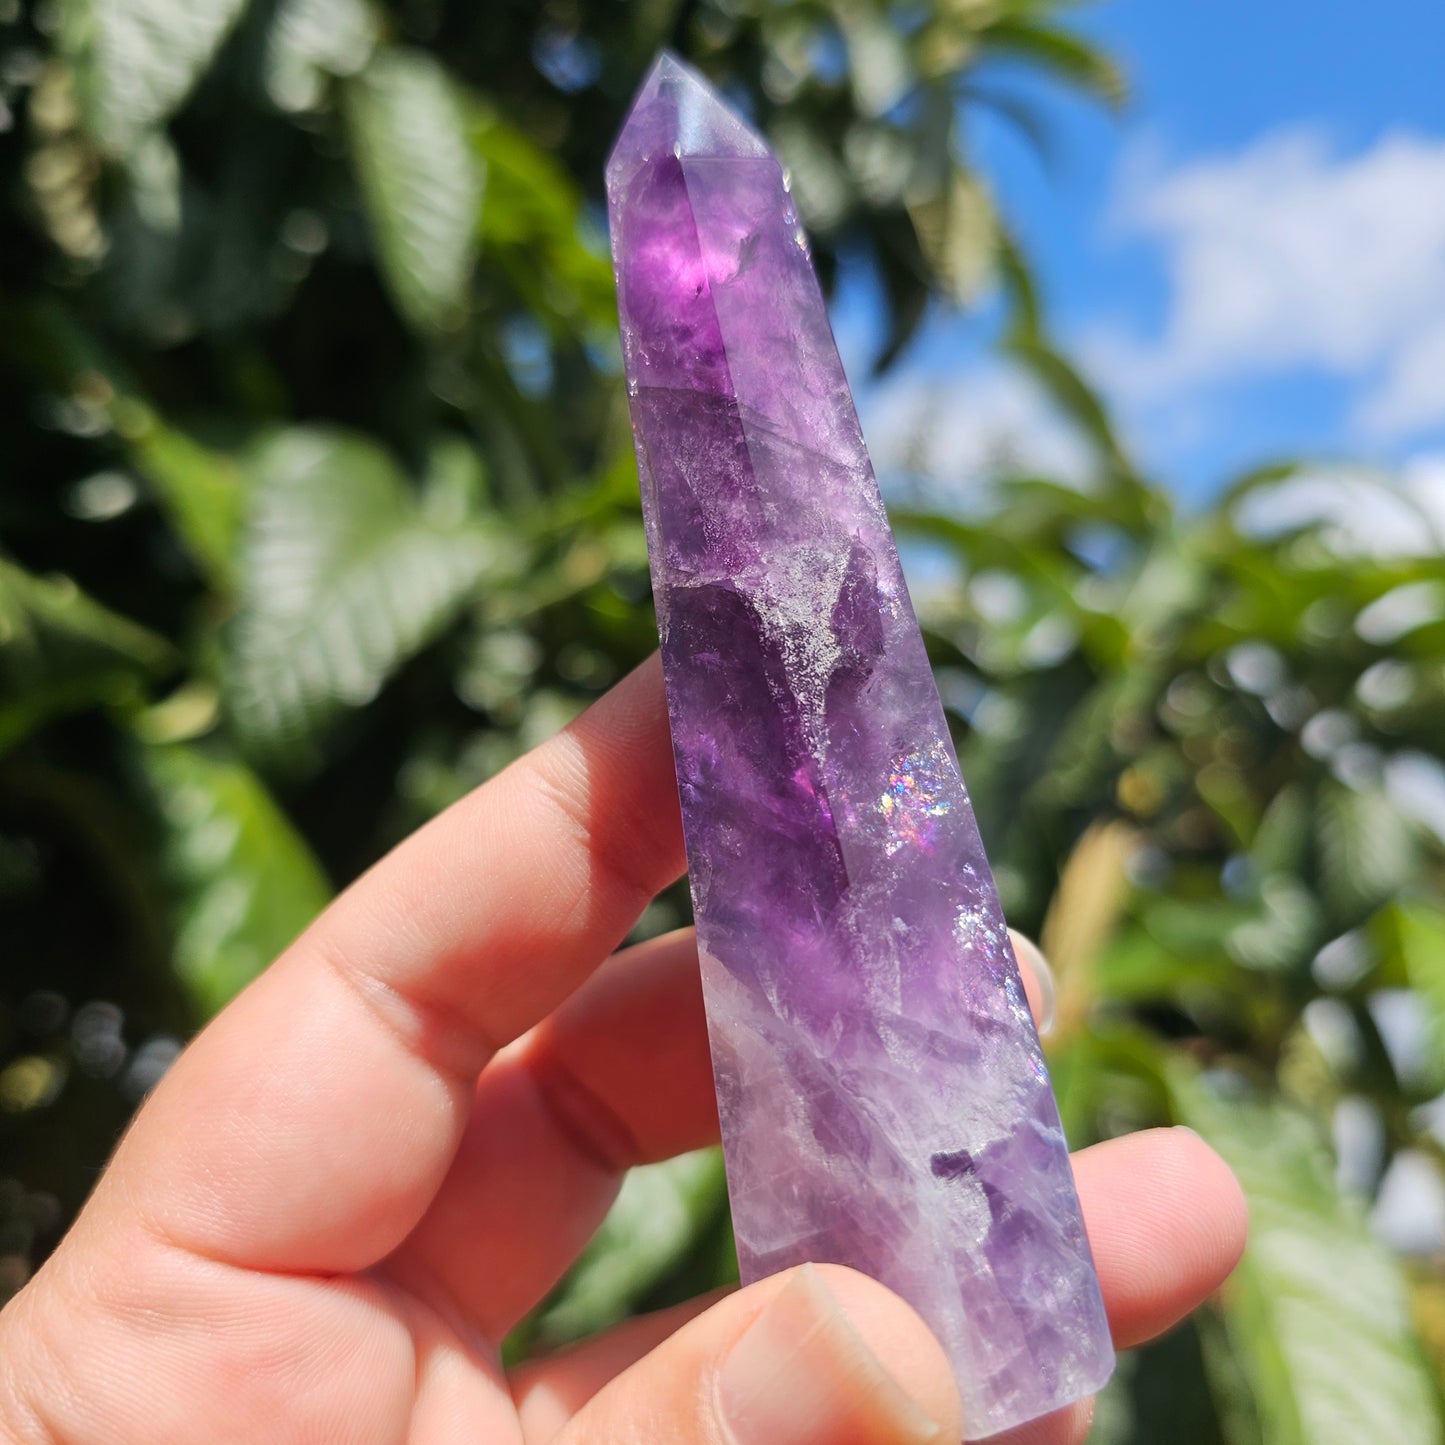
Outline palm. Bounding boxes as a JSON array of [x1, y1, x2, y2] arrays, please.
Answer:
[[0, 665, 1243, 1445]]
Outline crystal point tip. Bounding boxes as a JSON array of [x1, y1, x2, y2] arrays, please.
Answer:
[[605, 50, 769, 196]]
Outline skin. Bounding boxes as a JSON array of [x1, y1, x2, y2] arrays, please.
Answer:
[[0, 657, 1248, 1444]]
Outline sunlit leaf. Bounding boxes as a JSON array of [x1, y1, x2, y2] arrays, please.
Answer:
[[225, 428, 502, 760], [1173, 1071, 1443, 1445], [1117, 530, 1206, 634], [770, 116, 854, 233], [61, 0, 248, 153], [834, 0, 913, 116], [1226, 875, 1319, 973], [909, 167, 998, 307], [1375, 901, 1445, 1095], [0, 557, 173, 751], [264, 0, 376, 112], [122, 129, 181, 233], [1140, 895, 1252, 960], [1040, 819, 1135, 1043], [345, 46, 483, 334], [1316, 781, 1418, 924], [472, 110, 616, 333], [141, 741, 331, 1015]]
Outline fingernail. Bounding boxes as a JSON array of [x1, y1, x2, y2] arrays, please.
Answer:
[[716, 1265, 943, 1445], [1008, 931, 1056, 1036]]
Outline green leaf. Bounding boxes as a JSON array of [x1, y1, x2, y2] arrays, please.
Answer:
[[263, 0, 376, 113], [1095, 927, 1238, 1004], [770, 116, 854, 234], [1117, 528, 1206, 635], [1316, 781, 1418, 924], [1172, 1071, 1443, 1445], [1220, 459, 1309, 509], [994, 222, 1042, 336], [225, 427, 501, 759], [872, 208, 932, 371], [533, 1149, 728, 1347], [345, 47, 484, 334], [1250, 785, 1311, 878], [141, 742, 331, 1014], [983, 18, 1127, 107], [908, 166, 998, 307], [1006, 332, 1135, 481], [1375, 901, 1445, 1093], [0, 558, 173, 751], [834, 0, 913, 117], [1228, 880, 1319, 973], [130, 417, 246, 592], [61, 0, 249, 153], [123, 129, 182, 233], [472, 109, 617, 333], [1090, 1315, 1230, 1445], [1397, 903, 1445, 1055]]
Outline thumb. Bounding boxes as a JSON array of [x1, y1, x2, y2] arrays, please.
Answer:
[[552, 1263, 963, 1445]]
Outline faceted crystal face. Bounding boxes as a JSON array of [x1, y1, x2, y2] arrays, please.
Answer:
[[607, 53, 1114, 1439]]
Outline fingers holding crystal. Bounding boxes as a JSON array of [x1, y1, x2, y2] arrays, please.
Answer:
[[380, 926, 1070, 1337], [383, 928, 717, 1337], [382, 928, 1068, 1339], [509, 1128, 1246, 1445]]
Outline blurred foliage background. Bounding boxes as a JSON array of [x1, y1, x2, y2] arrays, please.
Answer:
[[2, 0, 1444, 1438]]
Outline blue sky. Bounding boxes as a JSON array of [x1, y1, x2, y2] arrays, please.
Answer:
[[853, 0, 1445, 502]]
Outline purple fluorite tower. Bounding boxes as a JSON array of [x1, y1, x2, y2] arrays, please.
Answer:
[[607, 54, 1113, 1438]]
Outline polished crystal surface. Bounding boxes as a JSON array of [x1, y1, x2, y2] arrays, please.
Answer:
[[606, 53, 1114, 1439]]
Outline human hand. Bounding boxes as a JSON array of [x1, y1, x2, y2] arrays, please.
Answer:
[[0, 657, 1246, 1445]]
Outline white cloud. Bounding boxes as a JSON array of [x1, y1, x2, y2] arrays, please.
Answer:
[[1358, 317, 1445, 438], [862, 361, 1095, 498], [1089, 128, 1445, 442]]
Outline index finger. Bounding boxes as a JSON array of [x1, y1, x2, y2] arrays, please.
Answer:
[[89, 656, 684, 1276]]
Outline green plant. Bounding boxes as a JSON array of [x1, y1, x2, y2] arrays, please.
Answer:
[[1, 1, 1441, 1437]]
